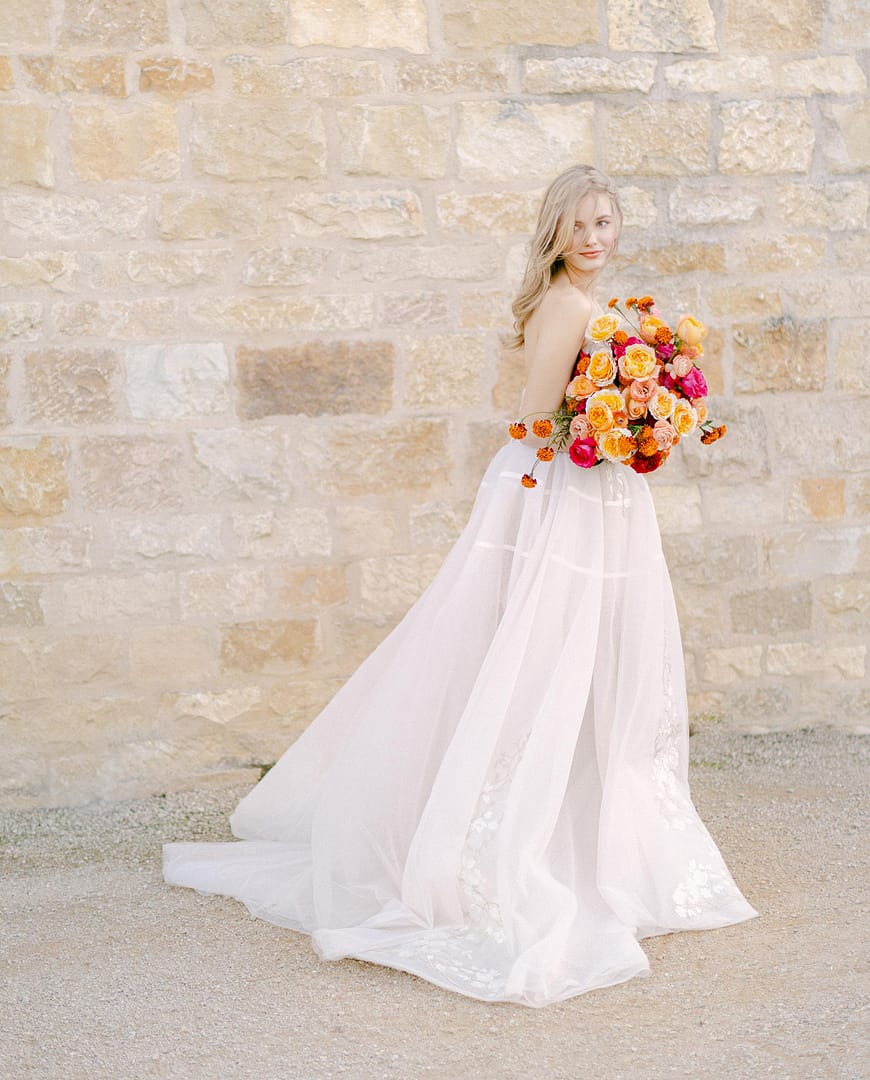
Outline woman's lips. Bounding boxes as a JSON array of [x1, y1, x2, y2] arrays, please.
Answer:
[[580, 250, 603, 258]]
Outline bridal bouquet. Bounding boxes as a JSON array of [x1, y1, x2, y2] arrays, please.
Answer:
[[509, 295, 726, 488]]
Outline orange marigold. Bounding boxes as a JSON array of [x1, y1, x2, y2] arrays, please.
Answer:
[[575, 353, 590, 375], [637, 295, 654, 311], [521, 473, 537, 488], [509, 422, 527, 439], [608, 297, 619, 308], [537, 446, 555, 461], [700, 423, 727, 445], [612, 330, 628, 346], [638, 433, 658, 457], [531, 418, 553, 438], [626, 296, 637, 308], [654, 326, 673, 344]]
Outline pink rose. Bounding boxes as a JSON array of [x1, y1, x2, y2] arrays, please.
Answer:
[[681, 366, 708, 398], [652, 419, 677, 450], [628, 377, 658, 402], [568, 436, 598, 468], [569, 414, 592, 439], [670, 354, 693, 378], [660, 370, 677, 390], [656, 342, 675, 360]]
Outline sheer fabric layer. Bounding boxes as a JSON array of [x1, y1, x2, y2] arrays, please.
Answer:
[[163, 441, 759, 1008]]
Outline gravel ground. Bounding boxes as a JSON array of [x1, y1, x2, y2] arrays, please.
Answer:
[[1, 726, 867, 1080]]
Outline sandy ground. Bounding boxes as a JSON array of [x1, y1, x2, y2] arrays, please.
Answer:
[[1, 726, 867, 1080]]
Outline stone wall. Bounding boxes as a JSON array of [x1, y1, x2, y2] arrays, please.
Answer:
[[0, 0, 867, 809]]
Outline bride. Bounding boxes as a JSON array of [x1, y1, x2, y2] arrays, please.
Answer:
[[163, 164, 759, 1008]]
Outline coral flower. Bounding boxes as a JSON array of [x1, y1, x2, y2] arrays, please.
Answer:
[[509, 422, 527, 439], [521, 473, 537, 488], [531, 418, 553, 438]]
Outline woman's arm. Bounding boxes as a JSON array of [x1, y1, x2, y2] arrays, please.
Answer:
[[517, 290, 593, 449]]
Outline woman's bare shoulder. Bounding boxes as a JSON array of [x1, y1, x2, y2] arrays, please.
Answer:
[[536, 284, 593, 322]]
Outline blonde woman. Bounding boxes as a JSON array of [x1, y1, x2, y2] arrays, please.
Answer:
[[164, 165, 759, 1008]]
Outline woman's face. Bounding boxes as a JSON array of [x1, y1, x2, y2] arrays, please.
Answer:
[[564, 192, 619, 272]]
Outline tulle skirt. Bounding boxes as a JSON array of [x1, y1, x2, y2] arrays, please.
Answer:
[[163, 439, 759, 1008]]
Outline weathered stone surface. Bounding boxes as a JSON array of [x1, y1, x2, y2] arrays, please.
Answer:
[[53, 299, 176, 339], [0, 352, 8, 425], [616, 186, 659, 229], [702, 646, 763, 685], [827, 0, 870, 47], [0, 437, 69, 518], [458, 290, 511, 330], [2, 193, 149, 240], [108, 514, 223, 566], [824, 101, 870, 173], [300, 419, 449, 497], [648, 484, 703, 534], [766, 526, 868, 578], [221, 619, 318, 673], [61, 0, 169, 46], [333, 504, 398, 558], [662, 534, 758, 585], [158, 684, 265, 727], [128, 625, 215, 683], [139, 57, 214, 95], [709, 287, 782, 319], [730, 583, 812, 634], [681, 403, 769, 481], [719, 101, 814, 175], [38, 631, 127, 688], [0, 58, 12, 89], [70, 103, 179, 180], [665, 57, 774, 95], [442, 0, 596, 46], [273, 564, 348, 612], [0, 303, 42, 342], [770, 398, 868, 475], [0, 524, 92, 575], [405, 335, 488, 410], [0, 582, 45, 626], [189, 295, 374, 333], [0, 104, 53, 187], [61, 570, 177, 622], [723, 0, 823, 49], [669, 184, 762, 227], [232, 508, 331, 560], [378, 292, 450, 328], [21, 55, 127, 96], [815, 574, 869, 632], [179, 566, 268, 620], [241, 247, 328, 287], [457, 101, 595, 182], [339, 244, 500, 284], [124, 344, 229, 420], [291, 0, 428, 51], [79, 437, 185, 511], [79, 249, 231, 289], [330, 609, 395, 673], [191, 102, 326, 180], [337, 104, 449, 179], [436, 192, 540, 234], [157, 192, 274, 241], [191, 428, 292, 503], [0, 252, 77, 290], [608, 0, 716, 51], [788, 478, 846, 522], [283, 190, 424, 239], [834, 322, 866, 392], [736, 235, 827, 274], [229, 55, 383, 97], [766, 642, 865, 679], [396, 57, 508, 94], [618, 241, 725, 276], [409, 500, 472, 547], [237, 341, 394, 419], [777, 182, 868, 231], [699, 480, 785, 528], [357, 552, 443, 615], [25, 349, 119, 423], [732, 317, 826, 393], [0, 3, 52, 45], [180, 0, 288, 45], [780, 56, 866, 95], [604, 102, 709, 176], [523, 57, 656, 94]]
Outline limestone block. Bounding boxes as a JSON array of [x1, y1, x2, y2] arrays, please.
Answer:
[[0, 253, 77, 290], [330, 610, 395, 672], [603, 102, 709, 176], [699, 480, 785, 528], [2, 193, 149, 241], [179, 566, 268, 620], [681, 402, 769, 481], [766, 642, 865, 679], [404, 334, 488, 410], [0, 104, 53, 187], [291, 0, 428, 51], [492, 337, 525, 413], [723, 0, 823, 49], [124, 343, 229, 420], [457, 101, 595, 182], [724, 686, 794, 728], [0, 641, 38, 701], [71, 103, 179, 181], [129, 625, 215, 683], [337, 104, 449, 179], [616, 186, 659, 229], [409, 501, 473, 547], [648, 484, 703, 533], [299, 419, 449, 497], [523, 57, 656, 94], [0, 58, 12, 89], [80, 249, 231, 289], [719, 101, 814, 175], [79, 436, 185, 512], [0, 3, 52, 45], [815, 575, 869, 632], [232, 508, 332, 560], [834, 322, 867, 392], [827, 0, 870, 47], [458, 290, 511, 329], [0, 582, 45, 626], [736, 235, 827, 274], [283, 190, 424, 240], [241, 247, 328, 287], [21, 55, 127, 96], [787, 478, 846, 522], [824, 101, 870, 173], [0, 437, 69, 518], [24, 349, 117, 424], [221, 619, 319, 673], [333, 504, 398, 558], [188, 295, 374, 333], [672, 583, 731, 645], [662, 534, 758, 585], [228, 55, 383, 97], [442, 0, 596, 46], [766, 526, 869, 577], [139, 58, 214, 95], [619, 241, 725, 276], [237, 341, 394, 418], [54, 299, 176, 339], [61, 570, 177, 623], [732, 316, 825, 393], [157, 192, 276, 241], [339, 244, 500, 283], [0, 352, 7, 425], [0, 524, 91, 576], [777, 182, 868, 231], [273, 565, 348, 612], [771, 398, 868, 475], [192, 102, 326, 181], [664, 57, 774, 94], [669, 183, 762, 226], [61, 0, 169, 46], [709, 288, 782, 319], [0, 303, 42, 342], [730, 583, 812, 634], [378, 292, 450, 328], [608, 0, 716, 51], [108, 514, 223, 566], [191, 427, 292, 503], [436, 192, 540, 234], [702, 646, 763, 685], [466, 420, 512, 478], [180, 0, 288, 45], [158, 685, 265, 727], [357, 552, 443, 615], [396, 57, 508, 94], [781, 56, 866, 95]]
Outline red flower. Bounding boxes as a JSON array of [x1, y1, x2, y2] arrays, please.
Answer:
[[568, 436, 598, 468], [630, 450, 667, 473]]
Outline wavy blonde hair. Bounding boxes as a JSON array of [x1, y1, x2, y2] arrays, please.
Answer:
[[507, 165, 623, 354]]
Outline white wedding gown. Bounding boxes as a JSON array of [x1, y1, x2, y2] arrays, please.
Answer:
[[163, 429, 760, 1008]]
